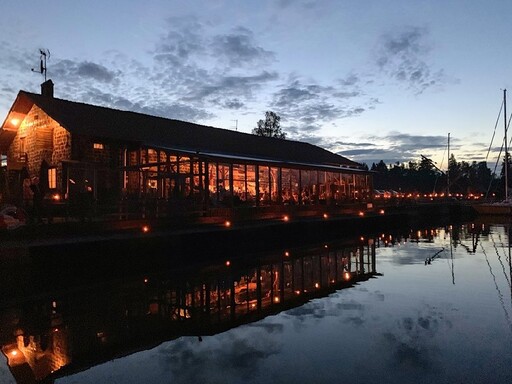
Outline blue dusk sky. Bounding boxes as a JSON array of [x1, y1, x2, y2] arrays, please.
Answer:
[[0, 0, 511, 168]]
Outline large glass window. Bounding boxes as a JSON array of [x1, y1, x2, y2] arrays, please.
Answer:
[[192, 159, 203, 199], [232, 163, 245, 201], [281, 168, 292, 204], [208, 163, 217, 194], [318, 171, 327, 203], [343, 173, 353, 200], [217, 163, 231, 203], [258, 166, 270, 205], [290, 169, 300, 204], [148, 148, 158, 163], [309, 170, 318, 204], [354, 174, 368, 200], [326, 172, 336, 202], [179, 156, 190, 174], [300, 170, 311, 204], [270, 167, 279, 203], [246, 165, 256, 203]]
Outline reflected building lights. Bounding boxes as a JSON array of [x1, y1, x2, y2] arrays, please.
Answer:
[[0, 238, 378, 382]]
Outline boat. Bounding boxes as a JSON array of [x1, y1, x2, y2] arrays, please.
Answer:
[[474, 89, 512, 215]]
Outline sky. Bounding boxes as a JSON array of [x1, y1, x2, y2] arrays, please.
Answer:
[[1, 0, 512, 169]]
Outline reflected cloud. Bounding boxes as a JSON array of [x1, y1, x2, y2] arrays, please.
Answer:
[[380, 305, 449, 374], [154, 324, 283, 383]]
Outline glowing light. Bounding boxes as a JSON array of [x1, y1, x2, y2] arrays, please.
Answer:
[[295, 290, 301, 295], [142, 225, 150, 233], [379, 209, 385, 214], [274, 297, 280, 303], [283, 215, 289, 222], [358, 211, 364, 217], [144, 278, 148, 283], [225, 260, 231, 267], [10, 118, 19, 126], [360, 236, 365, 241], [10, 350, 17, 356], [52, 193, 61, 201], [284, 251, 290, 257], [314, 282, 320, 288], [343, 271, 351, 281], [323, 213, 328, 219], [324, 244, 328, 249], [224, 220, 231, 227]]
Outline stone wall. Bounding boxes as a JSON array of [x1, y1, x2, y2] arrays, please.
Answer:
[[7, 105, 58, 178]]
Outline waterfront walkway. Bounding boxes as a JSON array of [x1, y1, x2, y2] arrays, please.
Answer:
[[0, 201, 476, 251]]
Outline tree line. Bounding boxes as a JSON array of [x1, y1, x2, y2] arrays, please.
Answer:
[[250, 111, 511, 199], [366, 154, 512, 198]]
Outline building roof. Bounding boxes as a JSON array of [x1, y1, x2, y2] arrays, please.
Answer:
[[1, 88, 363, 170]]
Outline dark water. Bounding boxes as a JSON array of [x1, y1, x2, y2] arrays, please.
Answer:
[[1, 220, 512, 384]]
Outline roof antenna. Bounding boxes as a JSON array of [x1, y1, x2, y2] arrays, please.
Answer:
[[31, 49, 50, 81]]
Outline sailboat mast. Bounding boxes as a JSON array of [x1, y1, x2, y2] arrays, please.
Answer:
[[447, 132, 450, 197], [504, 89, 508, 201]]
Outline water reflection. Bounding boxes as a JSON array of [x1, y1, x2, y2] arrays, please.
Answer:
[[0, 238, 377, 383], [2, 220, 512, 383]]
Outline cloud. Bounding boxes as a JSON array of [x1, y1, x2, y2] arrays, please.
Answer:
[[76, 62, 117, 82], [385, 132, 448, 151], [52, 59, 119, 83], [376, 26, 446, 94], [211, 27, 275, 67], [182, 71, 279, 103], [150, 18, 280, 115], [218, 98, 245, 109], [78, 87, 214, 121], [271, 76, 376, 140], [154, 16, 205, 67], [322, 132, 450, 166]]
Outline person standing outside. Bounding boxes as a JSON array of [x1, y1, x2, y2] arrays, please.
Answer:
[[22, 177, 33, 211], [30, 176, 44, 223]]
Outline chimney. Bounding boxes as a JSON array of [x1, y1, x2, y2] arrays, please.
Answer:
[[41, 79, 54, 98]]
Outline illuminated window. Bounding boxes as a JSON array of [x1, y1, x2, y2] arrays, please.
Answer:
[[93, 143, 104, 150], [48, 168, 57, 189], [19, 137, 25, 156]]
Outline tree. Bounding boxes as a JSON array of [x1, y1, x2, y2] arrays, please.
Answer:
[[253, 111, 286, 139]]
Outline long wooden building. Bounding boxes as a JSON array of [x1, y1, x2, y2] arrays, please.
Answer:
[[0, 80, 372, 218]]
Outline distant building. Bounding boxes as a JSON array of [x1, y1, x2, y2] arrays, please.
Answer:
[[0, 80, 372, 215]]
